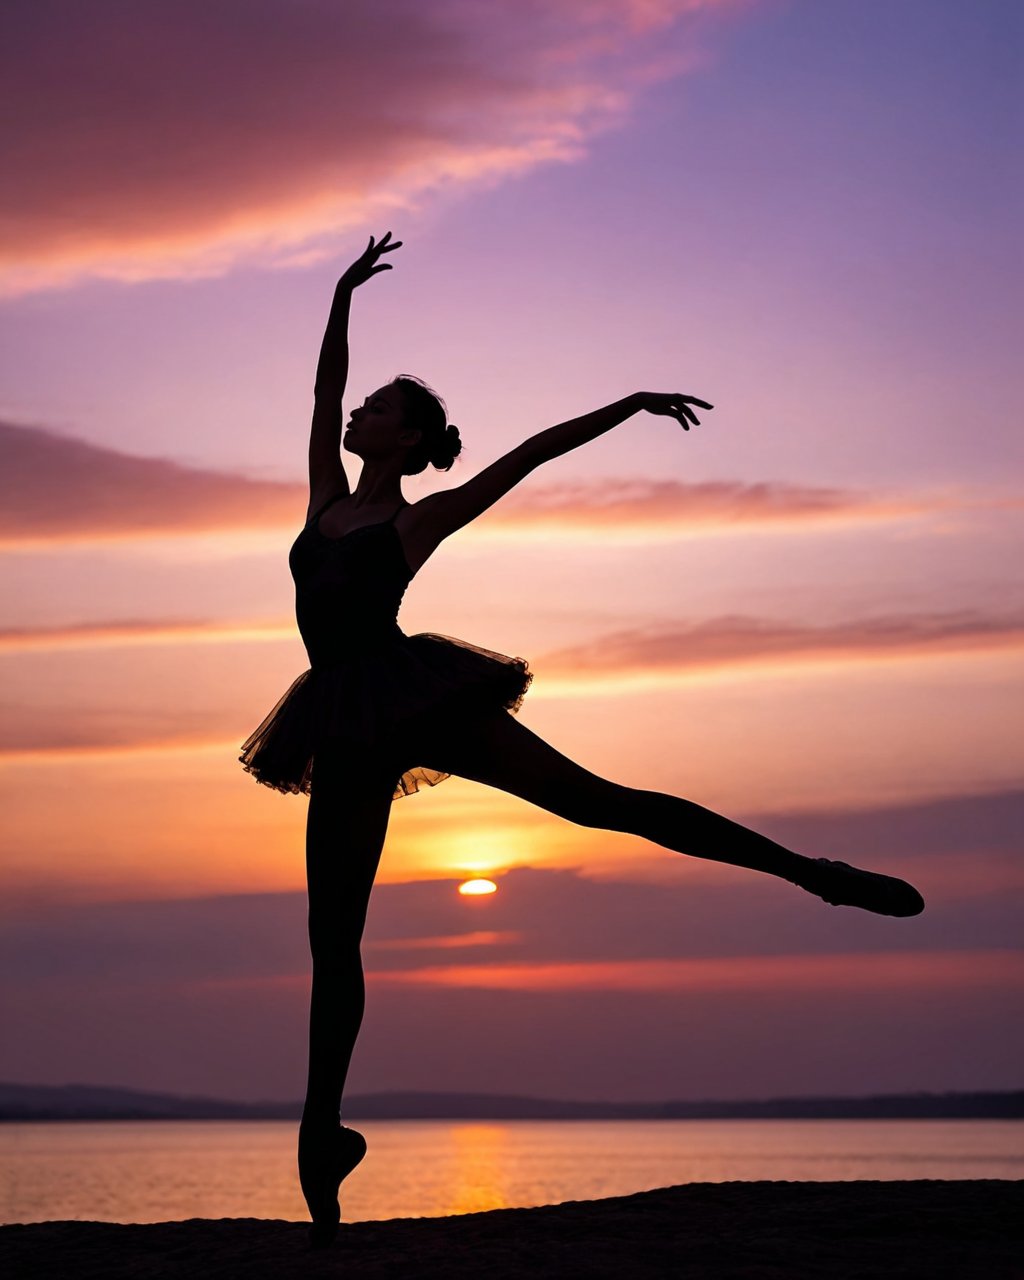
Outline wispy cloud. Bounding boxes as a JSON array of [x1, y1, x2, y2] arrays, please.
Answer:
[[0, 710, 221, 757], [1, 420, 996, 547], [479, 478, 966, 535], [538, 610, 1024, 689], [371, 948, 1023, 991], [0, 421, 302, 545], [0, 618, 293, 653], [0, 605, 1020, 760], [1, 0, 740, 295]]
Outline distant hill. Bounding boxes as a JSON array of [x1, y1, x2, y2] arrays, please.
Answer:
[[1, 1082, 1021, 1121]]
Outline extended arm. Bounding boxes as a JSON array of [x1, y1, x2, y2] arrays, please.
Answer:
[[417, 391, 713, 539], [307, 282, 353, 505], [517, 393, 645, 470], [306, 233, 402, 510]]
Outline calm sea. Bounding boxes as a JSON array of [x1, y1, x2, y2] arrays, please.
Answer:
[[1, 1119, 1020, 1225]]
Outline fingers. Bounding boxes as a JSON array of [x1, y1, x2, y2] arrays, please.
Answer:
[[362, 232, 403, 263], [680, 403, 699, 428], [667, 395, 694, 430], [370, 232, 402, 256], [640, 391, 714, 427], [675, 393, 714, 430]]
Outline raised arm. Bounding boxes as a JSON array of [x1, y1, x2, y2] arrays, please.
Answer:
[[307, 232, 402, 512], [417, 391, 713, 540]]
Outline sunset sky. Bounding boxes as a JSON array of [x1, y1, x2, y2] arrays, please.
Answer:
[[2, 0, 1021, 1104]]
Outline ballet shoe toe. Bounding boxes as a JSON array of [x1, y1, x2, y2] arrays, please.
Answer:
[[299, 1122, 367, 1249], [807, 858, 925, 917]]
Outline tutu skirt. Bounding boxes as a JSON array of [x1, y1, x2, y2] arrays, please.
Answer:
[[239, 632, 532, 800]]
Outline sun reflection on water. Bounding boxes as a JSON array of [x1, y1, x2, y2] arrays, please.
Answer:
[[442, 1123, 511, 1216]]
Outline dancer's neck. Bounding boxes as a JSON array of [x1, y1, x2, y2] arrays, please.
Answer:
[[350, 460, 406, 509]]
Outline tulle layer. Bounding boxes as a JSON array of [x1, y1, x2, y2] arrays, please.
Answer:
[[239, 632, 532, 801]]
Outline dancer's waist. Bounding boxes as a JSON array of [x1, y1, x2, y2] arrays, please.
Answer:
[[305, 621, 405, 668]]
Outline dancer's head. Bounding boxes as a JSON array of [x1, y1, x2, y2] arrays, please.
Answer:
[[391, 375, 462, 475], [343, 375, 462, 475]]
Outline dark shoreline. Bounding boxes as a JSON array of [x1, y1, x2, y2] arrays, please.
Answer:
[[2, 1082, 1021, 1122], [2, 1181, 1022, 1279]]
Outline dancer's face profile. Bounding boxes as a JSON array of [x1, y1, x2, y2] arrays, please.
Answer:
[[343, 386, 419, 462]]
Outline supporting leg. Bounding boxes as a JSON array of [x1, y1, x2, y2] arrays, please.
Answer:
[[299, 743, 400, 1245]]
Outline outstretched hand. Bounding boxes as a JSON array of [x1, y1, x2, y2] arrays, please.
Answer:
[[637, 392, 714, 431], [339, 231, 402, 290]]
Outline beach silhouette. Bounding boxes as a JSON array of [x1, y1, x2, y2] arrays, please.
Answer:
[[4, 1182, 1021, 1278]]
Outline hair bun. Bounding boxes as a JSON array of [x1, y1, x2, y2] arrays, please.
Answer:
[[432, 422, 462, 471]]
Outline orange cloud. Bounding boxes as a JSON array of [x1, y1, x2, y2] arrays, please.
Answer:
[[0, 716, 219, 759], [0, 605, 1020, 762], [0, 618, 293, 654], [3, 606, 1021, 672], [1, 0, 740, 295], [365, 930, 524, 953], [539, 610, 1024, 686], [369, 948, 1023, 991]]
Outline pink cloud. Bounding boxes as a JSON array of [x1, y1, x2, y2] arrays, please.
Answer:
[[539, 610, 1024, 678], [0, 421, 303, 544], [0, 420, 977, 546], [480, 477, 960, 534], [1, 0, 741, 294]]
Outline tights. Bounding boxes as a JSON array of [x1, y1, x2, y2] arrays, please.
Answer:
[[300, 709, 810, 1126]]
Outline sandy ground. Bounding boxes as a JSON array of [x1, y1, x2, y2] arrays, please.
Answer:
[[2, 1181, 1021, 1279]]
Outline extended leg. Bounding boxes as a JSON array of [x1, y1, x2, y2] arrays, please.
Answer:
[[299, 742, 400, 1245], [419, 710, 923, 915]]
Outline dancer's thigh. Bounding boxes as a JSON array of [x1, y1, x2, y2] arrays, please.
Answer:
[[408, 708, 618, 823], [306, 741, 404, 937]]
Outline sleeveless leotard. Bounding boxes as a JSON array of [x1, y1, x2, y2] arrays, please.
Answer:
[[239, 492, 531, 799]]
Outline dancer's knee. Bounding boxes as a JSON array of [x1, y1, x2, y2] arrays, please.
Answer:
[[308, 910, 365, 961]]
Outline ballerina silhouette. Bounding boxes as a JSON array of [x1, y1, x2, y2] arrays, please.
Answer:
[[239, 232, 924, 1247]]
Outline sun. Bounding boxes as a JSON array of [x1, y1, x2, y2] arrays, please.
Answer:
[[458, 878, 497, 896]]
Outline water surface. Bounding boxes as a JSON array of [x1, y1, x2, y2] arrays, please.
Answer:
[[1, 1119, 1020, 1225]]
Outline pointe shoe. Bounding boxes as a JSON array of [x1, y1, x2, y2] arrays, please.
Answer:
[[803, 858, 924, 917], [300, 1123, 367, 1250]]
